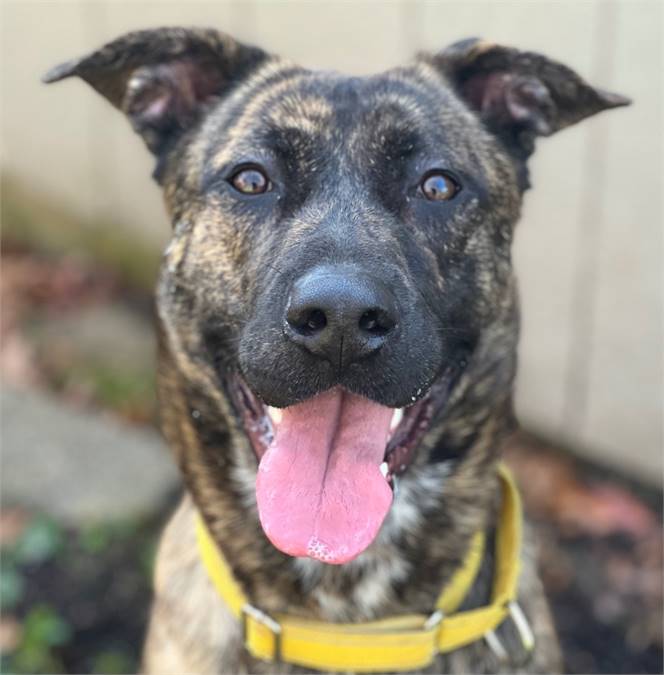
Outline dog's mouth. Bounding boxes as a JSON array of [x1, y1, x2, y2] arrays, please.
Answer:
[[230, 367, 459, 564]]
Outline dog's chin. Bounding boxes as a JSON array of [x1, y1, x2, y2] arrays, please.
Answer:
[[225, 359, 465, 565]]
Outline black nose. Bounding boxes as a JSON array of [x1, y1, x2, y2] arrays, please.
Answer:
[[284, 266, 398, 368]]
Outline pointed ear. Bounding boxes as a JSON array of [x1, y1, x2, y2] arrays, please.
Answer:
[[425, 38, 630, 160], [43, 27, 269, 155]]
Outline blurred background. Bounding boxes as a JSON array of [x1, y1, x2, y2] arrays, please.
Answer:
[[1, 0, 661, 673]]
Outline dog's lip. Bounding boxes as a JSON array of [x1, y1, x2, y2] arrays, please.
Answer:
[[228, 364, 461, 482]]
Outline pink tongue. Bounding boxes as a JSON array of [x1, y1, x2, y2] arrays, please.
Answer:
[[256, 388, 393, 564]]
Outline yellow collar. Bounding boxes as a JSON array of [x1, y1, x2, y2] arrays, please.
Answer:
[[196, 464, 534, 672]]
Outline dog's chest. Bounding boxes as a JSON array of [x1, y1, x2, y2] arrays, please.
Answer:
[[291, 551, 412, 620]]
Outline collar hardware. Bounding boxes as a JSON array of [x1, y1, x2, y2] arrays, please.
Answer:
[[196, 464, 533, 672], [423, 609, 444, 631], [508, 600, 535, 652], [485, 600, 535, 668], [241, 603, 282, 663], [484, 626, 509, 661], [484, 601, 535, 666]]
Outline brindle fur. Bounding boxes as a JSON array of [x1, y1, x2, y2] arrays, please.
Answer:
[[45, 27, 629, 674]]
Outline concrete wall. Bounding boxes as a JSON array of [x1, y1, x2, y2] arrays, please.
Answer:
[[2, 0, 661, 483]]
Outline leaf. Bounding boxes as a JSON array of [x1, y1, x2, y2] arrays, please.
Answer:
[[14, 518, 63, 564], [91, 649, 134, 674], [22, 605, 72, 647], [0, 566, 25, 610], [78, 524, 113, 554]]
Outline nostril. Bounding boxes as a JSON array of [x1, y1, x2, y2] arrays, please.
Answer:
[[359, 309, 394, 336], [303, 309, 327, 334], [289, 307, 327, 336], [359, 310, 379, 333]]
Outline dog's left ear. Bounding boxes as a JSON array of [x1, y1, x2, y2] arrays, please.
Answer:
[[426, 38, 630, 161], [43, 27, 269, 156]]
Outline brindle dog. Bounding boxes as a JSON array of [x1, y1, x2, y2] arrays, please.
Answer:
[[45, 28, 629, 674]]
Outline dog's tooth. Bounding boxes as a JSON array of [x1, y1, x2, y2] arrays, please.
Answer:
[[267, 407, 282, 425], [379, 462, 389, 478], [390, 408, 403, 431]]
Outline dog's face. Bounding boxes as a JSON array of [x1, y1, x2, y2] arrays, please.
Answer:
[[46, 29, 627, 564], [168, 63, 520, 410]]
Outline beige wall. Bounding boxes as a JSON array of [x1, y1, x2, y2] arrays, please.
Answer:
[[2, 0, 662, 483]]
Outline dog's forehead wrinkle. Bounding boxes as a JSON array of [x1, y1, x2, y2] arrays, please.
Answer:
[[182, 60, 299, 172], [203, 69, 353, 172], [265, 93, 333, 131], [205, 72, 315, 170], [344, 92, 433, 158]]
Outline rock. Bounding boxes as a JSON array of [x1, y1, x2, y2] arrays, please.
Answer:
[[30, 303, 156, 375], [1, 385, 179, 524]]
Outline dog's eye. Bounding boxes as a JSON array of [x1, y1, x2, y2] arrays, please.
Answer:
[[229, 166, 271, 195], [419, 171, 460, 201]]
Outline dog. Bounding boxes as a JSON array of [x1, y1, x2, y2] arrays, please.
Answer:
[[45, 27, 629, 674]]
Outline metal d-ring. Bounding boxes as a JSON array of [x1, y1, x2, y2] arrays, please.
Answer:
[[484, 601, 535, 666]]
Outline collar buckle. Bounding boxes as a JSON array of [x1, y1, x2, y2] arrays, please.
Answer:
[[242, 603, 282, 663], [484, 601, 535, 666]]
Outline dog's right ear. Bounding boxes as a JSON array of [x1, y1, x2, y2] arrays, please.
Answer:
[[43, 27, 269, 156]]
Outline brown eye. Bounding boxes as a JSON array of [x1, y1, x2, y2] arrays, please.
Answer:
[[230, 167, 270, 195], [420, 171, 460, 201]]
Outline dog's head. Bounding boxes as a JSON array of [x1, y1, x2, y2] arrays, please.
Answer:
[[46, 28, 628, 564]]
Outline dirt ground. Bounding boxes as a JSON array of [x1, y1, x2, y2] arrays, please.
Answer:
[[1, 245, 662, 674], [506, 435, 662, 674]]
